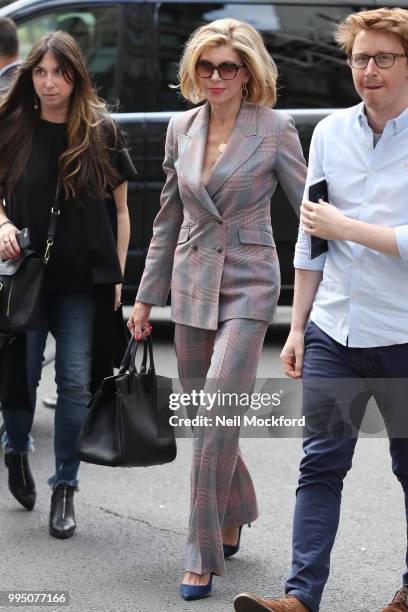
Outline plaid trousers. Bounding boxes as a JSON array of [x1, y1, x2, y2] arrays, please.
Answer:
[[174, 318, 269, 576]]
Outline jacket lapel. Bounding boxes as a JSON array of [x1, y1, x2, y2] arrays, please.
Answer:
[[177, 102, 222, 220], [206, 101, 263, 197]]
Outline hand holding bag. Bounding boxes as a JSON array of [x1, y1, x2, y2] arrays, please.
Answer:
[[0, 187, 60, 334], [77, 336, 176, 467]]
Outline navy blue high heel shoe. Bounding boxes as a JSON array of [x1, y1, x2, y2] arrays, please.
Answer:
[[223, 524, 250, 559], [180, 573, 213, 601]]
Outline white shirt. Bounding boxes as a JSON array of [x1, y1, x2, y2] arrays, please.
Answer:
[[294, 102, 408, 347]]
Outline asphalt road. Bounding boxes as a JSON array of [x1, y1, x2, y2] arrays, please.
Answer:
[[0, 318, 406, 612]]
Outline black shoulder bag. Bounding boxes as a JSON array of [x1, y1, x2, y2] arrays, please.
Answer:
[[77, 336, 176, 467], [0, 186, 60, 334]]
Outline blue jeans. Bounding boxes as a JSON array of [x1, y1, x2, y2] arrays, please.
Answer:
[[285, 322, 408, 612], [2, 291, 95, 488]]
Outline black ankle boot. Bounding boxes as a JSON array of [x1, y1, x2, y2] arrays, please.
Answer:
[[49, 484, 76, 539], [5, 452, 36, 511]]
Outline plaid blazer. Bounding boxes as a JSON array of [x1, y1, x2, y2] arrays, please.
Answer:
[[136, 101, 307, 330]]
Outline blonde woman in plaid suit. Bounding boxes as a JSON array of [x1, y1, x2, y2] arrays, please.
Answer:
[[128, 18, 307, 601]]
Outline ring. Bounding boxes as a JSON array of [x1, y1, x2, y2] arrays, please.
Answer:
[[3, 239, 9, 244]]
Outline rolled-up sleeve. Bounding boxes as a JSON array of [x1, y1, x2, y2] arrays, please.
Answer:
[[395, 225, 408, 263], [293, 122, 327, 271], [294, 222, 327, 270]]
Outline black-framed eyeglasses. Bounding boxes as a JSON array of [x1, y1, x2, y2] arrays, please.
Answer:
[[196, 59, 246, 80], [347, 53, 408, 69]]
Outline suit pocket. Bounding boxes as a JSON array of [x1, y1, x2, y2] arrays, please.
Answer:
[[223, 172, 257, 192], [177, 226, 190, 244], [238, 228, 275, 247]]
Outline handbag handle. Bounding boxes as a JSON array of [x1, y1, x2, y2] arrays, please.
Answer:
[[140, 336, 156, 373], [140, 340, 148, 373], [130, 336, 155, 374], [118, 336, 155, 375], [118, 336, 135, 374]]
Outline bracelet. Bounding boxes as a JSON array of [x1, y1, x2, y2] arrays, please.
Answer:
[[0, 220, 15, 231]]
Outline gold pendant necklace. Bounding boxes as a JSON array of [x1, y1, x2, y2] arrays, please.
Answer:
[[211, 116, 231, 154]]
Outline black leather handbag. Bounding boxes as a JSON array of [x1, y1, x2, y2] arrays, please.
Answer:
[[77, 336, 176, 467], [0, 188, 60, 334]]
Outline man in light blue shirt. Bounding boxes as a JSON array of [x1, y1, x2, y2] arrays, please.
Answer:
[[234, 7, 408, 612]]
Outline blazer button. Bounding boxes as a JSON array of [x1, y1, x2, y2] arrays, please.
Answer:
[[191, 244, 198, 251], [216, 246, 223, 253], [217, 220, 223, 225]]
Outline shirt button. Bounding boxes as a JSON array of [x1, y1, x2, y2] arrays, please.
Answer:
[[361, 202, 368, 207], [216, 246, 223, 253], [191, 244, 198, 251]]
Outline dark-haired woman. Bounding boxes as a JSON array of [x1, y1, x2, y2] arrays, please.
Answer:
[[0, 30, 137, 538]]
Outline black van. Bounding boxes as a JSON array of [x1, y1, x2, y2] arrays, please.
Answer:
[[0, 0, 376, 304]]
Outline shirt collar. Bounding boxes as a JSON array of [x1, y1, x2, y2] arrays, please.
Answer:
[[357, 101, 408, 134]]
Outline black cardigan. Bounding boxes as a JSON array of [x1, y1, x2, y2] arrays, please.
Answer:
[[0, 131, 137, 411]]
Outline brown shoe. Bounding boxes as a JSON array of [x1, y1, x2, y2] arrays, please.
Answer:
[[381, 587, 408, 611], [234, 592, 310, 612]]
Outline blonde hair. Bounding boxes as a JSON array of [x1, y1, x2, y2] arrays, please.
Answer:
[[336, 7, 408, 56], [176, 18, 278, 106]]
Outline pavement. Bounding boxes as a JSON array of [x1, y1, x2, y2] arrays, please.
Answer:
[[0, 317, 406, 612]]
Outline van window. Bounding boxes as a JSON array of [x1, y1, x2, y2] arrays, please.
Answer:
[[114, 4, 151, 113], [157, 3, 364, 111], [17, 6, 120, 103]]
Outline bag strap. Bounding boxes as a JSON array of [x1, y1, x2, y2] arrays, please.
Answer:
[[145, 336, 155, 372], [131, 336, 156, 374], [3, 175, 60, 263], [135, 336, 155, 373], [43, 179, 61, 264], [118, 336, 156, 375], [118, 336, 135, 374], [140, 341, 149, 373]]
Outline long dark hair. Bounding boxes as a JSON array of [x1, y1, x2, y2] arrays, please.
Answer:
[[0, 30, 122, 201]]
